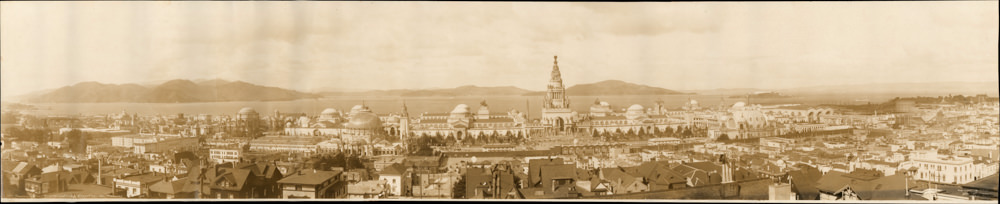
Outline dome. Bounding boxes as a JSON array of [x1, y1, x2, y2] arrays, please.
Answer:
[[321, 108, 339, 115], [386, 116, 400, 123], [351, 105, 364, 111], [690, 99, 699, 105], [451, 104, 470, 114], [347, 112, 382, 129], [238, 107, 257, 115], [732, 102, 746, 109], [627, 104, 644, 111], [510, 109, 521, 114], [599, 101, 610, 106]]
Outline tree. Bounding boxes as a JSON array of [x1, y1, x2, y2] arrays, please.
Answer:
[[682, 128, 694, 138], [453, 174, 466, 199], [717, 134, 731, 141]]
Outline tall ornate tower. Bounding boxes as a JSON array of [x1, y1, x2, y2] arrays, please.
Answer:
[[400, 101, 410, 140], [542, 55, 574, 131]]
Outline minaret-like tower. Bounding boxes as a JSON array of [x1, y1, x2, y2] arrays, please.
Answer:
[[542, 55, 574, 131], [544, 56, 569, 109], [400, 101, 410, 140]]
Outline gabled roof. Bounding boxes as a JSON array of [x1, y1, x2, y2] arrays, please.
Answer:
[[347, 180, 385, 195], [684, 162, 722, 173], [278, 170, 341, 185], [600, 167, 639, 186], [380, 163, 405, 176], [149, 179, 190, 194], [540, 164, 576, 181], [205, 166, 253, 191], [121, 173, 165, 184], [12, 162, 39, 175], [962, 173, 999, 192], [815, 171, 911, 200], [2, 160, 19, 172], [35, 171, 71, 182], [787, 167, 822, 200]]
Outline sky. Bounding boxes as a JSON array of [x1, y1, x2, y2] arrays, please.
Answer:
[[1, 1, 997, 98]]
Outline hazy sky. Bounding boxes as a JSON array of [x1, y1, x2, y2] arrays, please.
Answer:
[[2, 1, 997, 98]]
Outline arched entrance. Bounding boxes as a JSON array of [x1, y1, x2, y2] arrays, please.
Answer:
[[555, 117, 565, 131]]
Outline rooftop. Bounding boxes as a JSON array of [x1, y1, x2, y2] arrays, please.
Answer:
[[278, 170, 342, 185]]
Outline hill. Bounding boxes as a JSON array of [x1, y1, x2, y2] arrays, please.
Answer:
[[779, 81, 999, 96], [525, 80, 689, 96], [24, 79, 320, 103], [322, 85, 534, 97]]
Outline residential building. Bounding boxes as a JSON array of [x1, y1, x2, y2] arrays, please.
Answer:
[[278, 170, 345, 199], [210, 148, 242, 164]]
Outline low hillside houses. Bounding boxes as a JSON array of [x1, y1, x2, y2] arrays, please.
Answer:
[[814, 171, 913, 200], [189, 162, 284, 199], [278, 170, 346, 199]]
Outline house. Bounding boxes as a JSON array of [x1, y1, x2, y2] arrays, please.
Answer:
[[23, 171, 71, 197], [599, 167, 642, 195], [3, 161, 42, 196], [413, 172, 458, 198], [787, 164, 823, 200], [520, 158, 581, 199], [113, 173, 166, 198], [379, 163, 405, 196], [148, 177, 196, 199], [194, 162, 284, 199], [815, 171, 914, 200], [403, 156, 445, 174], [346, 180, 387, 199], [277, 170, 345, 199], [465, 164, 519, 199], [629, 161, 686, 190]]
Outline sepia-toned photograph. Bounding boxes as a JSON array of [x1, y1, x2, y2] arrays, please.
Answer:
[[1, 1, 997, 202]]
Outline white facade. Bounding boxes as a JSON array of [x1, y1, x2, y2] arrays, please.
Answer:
[[132, 137, 198, 154], [910, 151, 977, 184], [210, 148, 242, 164]]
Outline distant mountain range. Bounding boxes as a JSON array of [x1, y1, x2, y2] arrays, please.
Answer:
[[323, 80, 689, 97], [322, 85, 535, 97], [15, 79, 997, 103], [524, 80, 689, 96], [24, 79, 320, 103], [684, 82, 999, 97], [778, 82, 999, 96]]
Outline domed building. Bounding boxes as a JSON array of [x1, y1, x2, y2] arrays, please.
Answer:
[[684, 99, 701, 111], [625, 104, 649, 120], [719, 102, 776, 140], [237, 107, 259, 120], [319, 108, 343, 122], [233, 107, 262, 138], [338, 104, 392, 156], [342, 106, 387, 142], [447, 104, 472, 126], [349, 105, 371, 116], [589, 99, 614, 117], [409, 102, 528, 144]]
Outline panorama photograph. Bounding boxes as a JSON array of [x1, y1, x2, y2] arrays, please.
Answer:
[[0, 1, 997, 202]]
